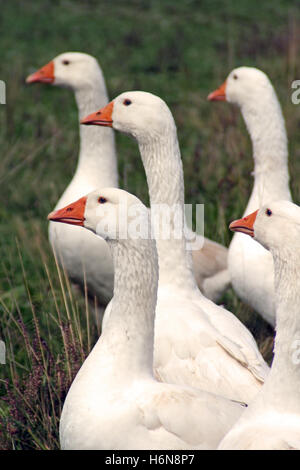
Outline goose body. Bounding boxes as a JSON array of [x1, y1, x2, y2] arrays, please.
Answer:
[[49, 188, 245, 450], [27, 52, 230, 308], [82, 91, 269, 403], [208, 67, 292, 326], [154, 282, 268, 397], [27, 52, 118, 313], [218, 201, 300, 450]]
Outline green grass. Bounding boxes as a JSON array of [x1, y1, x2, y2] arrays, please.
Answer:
[[0, 0, 300, 449]]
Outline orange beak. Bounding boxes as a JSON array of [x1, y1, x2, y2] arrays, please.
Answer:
[[47, 195, 87, 227], [229, 210, 258, 238], [207, 80, 227, 101], [80, 101, 114, 127], [26, 60, 55, 84]]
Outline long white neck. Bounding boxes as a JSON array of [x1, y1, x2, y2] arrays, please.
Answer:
[[138, 128, 198, 290], [98, 237, 158, 380], [258, 248, 300, 413], [72, 76, 118, 189], [241, 89, 291, 215]]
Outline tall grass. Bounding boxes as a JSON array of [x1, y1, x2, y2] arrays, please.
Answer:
[[0, 225, 97, 450]]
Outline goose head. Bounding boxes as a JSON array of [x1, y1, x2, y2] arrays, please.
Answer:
[[26, 52, 101, 91], [80, 91, 175, 141], [48, 187, 149, 241], [229, 200, 300, 254], [208, 66, 274, 107]]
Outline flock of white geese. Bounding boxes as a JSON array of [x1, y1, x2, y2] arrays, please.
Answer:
[[25, 52, 300, 450]]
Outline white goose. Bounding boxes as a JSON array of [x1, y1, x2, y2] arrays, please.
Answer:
[[81, 91, 269, 403], [26, 52, 230, 305], [26, 52, 118, 317], [208, 67, 292, 327], [48, 188, 245, 450], [218, 201, 300, 450]]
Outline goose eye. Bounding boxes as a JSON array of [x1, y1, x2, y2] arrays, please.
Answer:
[[265, 208, 272, 217], [98, 197, 107, 204], [123, 99, 132, 106], [62, 60, 70, 65], [233, 74, 238, 80]]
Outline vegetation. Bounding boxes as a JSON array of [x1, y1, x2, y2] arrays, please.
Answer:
[[0, 0, 299, 449]]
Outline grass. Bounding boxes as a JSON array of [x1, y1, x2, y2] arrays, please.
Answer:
[[0, 0, 300, 449]]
